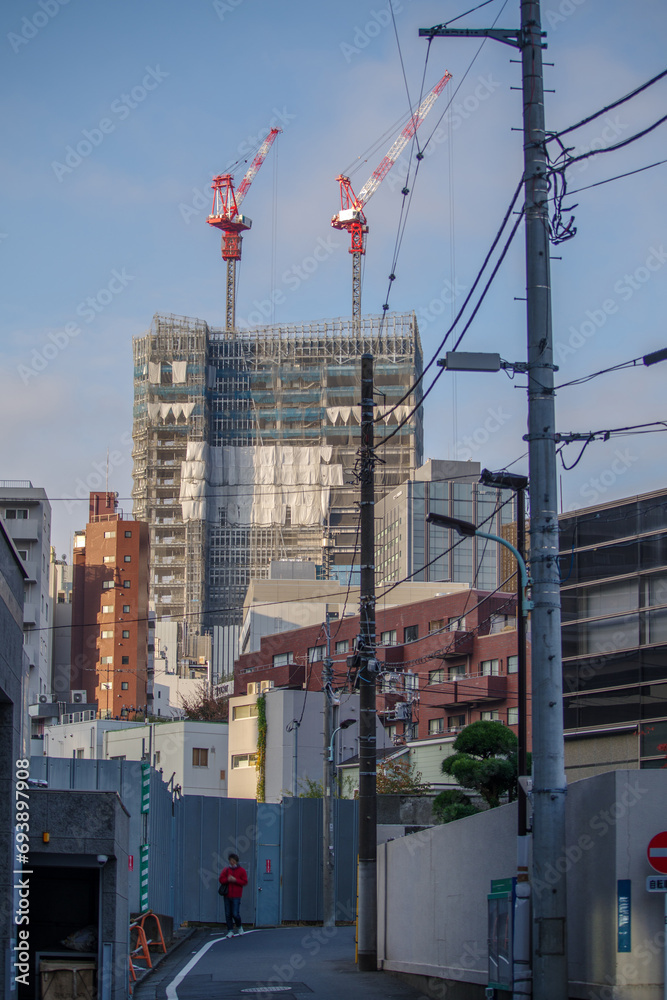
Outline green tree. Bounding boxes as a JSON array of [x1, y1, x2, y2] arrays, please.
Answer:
[[441, 720, 526, 808], [432, 788, 480, 824]]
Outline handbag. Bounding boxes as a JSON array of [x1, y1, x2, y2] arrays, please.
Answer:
[[218, 881, 228, 897]]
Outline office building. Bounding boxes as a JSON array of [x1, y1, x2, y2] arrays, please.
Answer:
[[131, 311, 423, 648], [559, 487, 667, 776], [71, 492, 149, 717]]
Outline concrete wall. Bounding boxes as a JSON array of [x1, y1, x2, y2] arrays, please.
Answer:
[[378, 770, 667, 999], [27, 788, 130, 1000]]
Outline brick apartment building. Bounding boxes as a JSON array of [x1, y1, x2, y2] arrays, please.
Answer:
[[71, 492, 149, 717], [234, 588, 530, 743]]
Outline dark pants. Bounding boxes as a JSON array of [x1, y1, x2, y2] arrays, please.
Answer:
[[224, 895, 242, 930]]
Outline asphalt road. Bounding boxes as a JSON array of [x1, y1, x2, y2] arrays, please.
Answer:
[[133, 926, 431, 1000]]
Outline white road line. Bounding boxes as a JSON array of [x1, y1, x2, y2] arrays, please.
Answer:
[[165, 931, 262, 1000]]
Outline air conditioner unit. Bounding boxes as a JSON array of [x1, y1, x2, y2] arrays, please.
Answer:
[[260, 680, 274, 693], [38, 693, 56, 704], [247, 682, 259, 695], [70, 690, 87, 704]]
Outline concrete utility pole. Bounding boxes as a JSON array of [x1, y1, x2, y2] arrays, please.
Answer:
[[322, 612, 335, 928], [357, 353, 377, 971], [421, 3, 568, 997]]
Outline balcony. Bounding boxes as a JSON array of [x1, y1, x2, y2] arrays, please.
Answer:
[[439, 630, 475, 657], [433, 673, 508, 707]]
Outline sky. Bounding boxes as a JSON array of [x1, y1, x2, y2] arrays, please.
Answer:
[[1, 0, 665, 557]]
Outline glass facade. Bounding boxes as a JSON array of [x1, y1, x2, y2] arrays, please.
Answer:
[[560, 489, 667, 768]]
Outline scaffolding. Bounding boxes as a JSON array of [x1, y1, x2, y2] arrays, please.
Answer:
[[132, 311, 423, 641]]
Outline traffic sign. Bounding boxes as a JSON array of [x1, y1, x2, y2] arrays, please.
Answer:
[[647, 832, 667, 874], [646, 876, 667, 892]]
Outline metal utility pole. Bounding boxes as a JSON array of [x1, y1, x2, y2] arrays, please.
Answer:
[[421, 3, 568, 997], [322, 612, 335, 928], [357, 354, 377, 971]]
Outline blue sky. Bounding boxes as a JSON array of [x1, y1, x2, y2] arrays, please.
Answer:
[[1, 0, 666, 556]]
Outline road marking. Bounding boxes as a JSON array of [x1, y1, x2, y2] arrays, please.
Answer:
[[166, 932, 261, 1000]]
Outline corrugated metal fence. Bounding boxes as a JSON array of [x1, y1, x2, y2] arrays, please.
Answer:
[[31, 757, 358, 926]]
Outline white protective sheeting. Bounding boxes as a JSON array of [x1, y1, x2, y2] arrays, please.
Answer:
[[326, 404, 413, 425], [148, 362, 161, 383], [179, 443, 343, 525], [171, 360, 188, 383]]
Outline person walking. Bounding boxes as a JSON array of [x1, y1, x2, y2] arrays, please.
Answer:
[[219, 852, 248, 937]]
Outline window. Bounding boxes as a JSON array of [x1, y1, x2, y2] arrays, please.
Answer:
[[404, 672, 419, 692], [231, 753, 257, 769], [220, 770, 226, 781], [507, 707, 519, 726], [335, 639, 349, 654], [124, 555, 131, 563], [481, 710, 500, 721], [101, 656, 113, 664], [5, 509, 28, 519], [508, 655, 519, 674], [448, 616, 466, 631], [104, 531, 116, 538], [380, 630, 397, 646], [101, 630, 113, 639], [103, 555, 114, 564], [121, 656, 129, 665], [448, 714, 466, 729], [429, 619, 445, 634], [429, 668, 445, 684], [192, 748, 209, 767], [404, 624, 418, 643], [273, 652, 293, 667], [232, 704, 259, 720], [121, 682, 129, 690], [75, 749, 85, 759], [123, 605, 131, 613], [122, 630, 130, 638], [428, 717, 445, 735], [481, 658, 500, 676], [17, 549, 28, 561], [448, 664, 466, 679], [102, 580, 114, 590], [124, 531, 132, 538], [123, 580, 131, 588], [308, 645, 325, 663], [102, 605, 113, 614]]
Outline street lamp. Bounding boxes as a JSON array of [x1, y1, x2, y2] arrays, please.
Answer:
[[328, 717, 356, 762], [427, 500, 532, 998]]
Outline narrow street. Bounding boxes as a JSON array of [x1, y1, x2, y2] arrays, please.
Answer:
[[134, 926, 430, 1000]]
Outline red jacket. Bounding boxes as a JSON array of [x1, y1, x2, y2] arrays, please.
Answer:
[[219, 865, 248, 899]]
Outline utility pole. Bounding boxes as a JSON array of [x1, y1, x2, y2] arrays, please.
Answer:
[[322, 611, 335, 928], [421, 4, 568, 998], [357, 353, 377, 971]]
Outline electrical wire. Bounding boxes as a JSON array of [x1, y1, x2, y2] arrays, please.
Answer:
[[559, 157, 667, 197], [546, 69, 667, 141]]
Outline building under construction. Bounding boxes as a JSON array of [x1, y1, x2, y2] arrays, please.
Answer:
[[132, 311, 423, 643]]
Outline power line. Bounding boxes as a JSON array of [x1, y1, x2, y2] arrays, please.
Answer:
[[546, 68, 667, 141]]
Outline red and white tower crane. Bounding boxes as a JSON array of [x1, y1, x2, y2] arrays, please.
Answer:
[[331, 71, 452, 325], [207, 127, 281, 331]]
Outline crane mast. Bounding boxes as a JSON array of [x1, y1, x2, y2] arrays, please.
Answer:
[[207, 127, 281, 331], [331, 71, 452, 325]]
